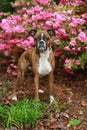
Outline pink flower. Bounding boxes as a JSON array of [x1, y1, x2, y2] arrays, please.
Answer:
[[32, 23, 37, 28], [58, 29, 66, 36], [54, 39, 60, 44], [10, 38, 23, 45], [67, 10, 72, 15], [22, 36, 34, 49], [17, 9, 25, 14], [77, 18, 85, 25], [72, 47, 76, 54], [65, 58, 72, 64], [82, 13, 87, 20], [14, 26, 25, 33], [54, 48, 62, 57], [54, 51, 62, 57], [32, 14, 42, 21], [34, 5, 42, 12], [45, 21, 52, 27], [27, 36, 34, 46], [60, 0, 69, 4], [68, 2, 75, 7], [35, 0, 50, 6], [75, 60, 80, 65], [1, 60, 7, 64], [72, 29, 77, 35], [64, 58, 74, 74], [12, 72, 18, 77], [77, 47, 81, 51], [12, 2, 25, 7], [84, 46, 87, 50], [75, 0, 84, 6], [78, 32, 87, 42], [42, 12, 52, 20], [10, 64, 17, 69], [70, 39, 76, 46], [52, 23, 58, 30], [69, 17, 85, 28], [64, 46, 71, 51], [3, 51, 9, 56], [26, 10, 34, 15], [0, 12, 7, 16], [22, 40, 30, 48], [7, 69, 11, 74], [0, 44, 6, 50], [64, 66, 74, 75], [54, 51, 61, 57], [57, 14, 66, 21], [69, 17, 78, 27], [10, 63, 14, 68], [69, 22, 77, 27]]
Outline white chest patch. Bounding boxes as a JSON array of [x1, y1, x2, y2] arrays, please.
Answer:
[[38, 48, 52, 76]]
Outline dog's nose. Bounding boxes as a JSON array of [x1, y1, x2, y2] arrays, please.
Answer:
[[39, 41, 44, 44]]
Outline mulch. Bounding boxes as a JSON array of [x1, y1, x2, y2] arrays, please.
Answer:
[[0, 60, 87, 130]]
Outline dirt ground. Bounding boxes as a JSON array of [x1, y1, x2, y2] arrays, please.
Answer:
[[0, 60, 87, 130]]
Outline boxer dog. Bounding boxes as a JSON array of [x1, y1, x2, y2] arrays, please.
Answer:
[[12, 29, 55, 102]]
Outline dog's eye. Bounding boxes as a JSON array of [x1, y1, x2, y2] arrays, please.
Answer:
[[36, 36, 41, 41], [44, 37, 49, 41]]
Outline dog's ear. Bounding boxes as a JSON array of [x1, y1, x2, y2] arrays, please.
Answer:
[[29, 29, 37, 37], [47, 29, 55, 36]]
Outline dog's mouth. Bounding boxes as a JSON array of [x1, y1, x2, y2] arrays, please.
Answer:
[[36, 40, 47, 52]]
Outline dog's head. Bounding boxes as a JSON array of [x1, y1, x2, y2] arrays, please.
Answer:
[[29, 29, 55, 52]]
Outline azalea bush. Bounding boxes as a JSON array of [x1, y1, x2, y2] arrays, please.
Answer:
[[0, 0, 87, 75]]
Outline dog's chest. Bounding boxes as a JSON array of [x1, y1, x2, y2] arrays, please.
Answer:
[[38, 50, 52, 76]]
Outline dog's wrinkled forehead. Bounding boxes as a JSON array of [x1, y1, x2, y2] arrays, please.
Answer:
[[35, 31, 50, 40]]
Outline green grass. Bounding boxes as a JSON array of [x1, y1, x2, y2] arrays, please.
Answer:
[[0, 80, 12, 97], [0, 98, 65, 129], [0, 99, 48, 128], [53, 100, 66, 112], [68, 119, 81, 126]]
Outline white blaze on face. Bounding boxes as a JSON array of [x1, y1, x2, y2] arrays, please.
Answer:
[[40, 33, 45, 41], [41, 32, 44, 39]]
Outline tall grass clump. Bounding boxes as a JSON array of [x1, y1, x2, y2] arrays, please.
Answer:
[[0, 99, 48, 128], [0, 103, 6, 125]]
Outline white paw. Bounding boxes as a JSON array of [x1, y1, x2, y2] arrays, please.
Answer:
[[50, 95, 55, 103], [28, 66, 32, 70], [12, 96, 18, 101], [38, 89, 44, 93]]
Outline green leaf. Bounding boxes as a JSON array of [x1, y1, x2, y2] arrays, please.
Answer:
[[2, 87, 7, 96], [69, 119, 81, 126]]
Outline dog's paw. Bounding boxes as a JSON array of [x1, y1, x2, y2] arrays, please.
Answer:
[[38, 89, 44, 93], [50, 95, 55, 103], [28, 66, 32, 70], [12, 96, 18, 101]]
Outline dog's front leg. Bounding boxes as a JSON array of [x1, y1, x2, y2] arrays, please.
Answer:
[[12, 70, 22, 101], [49, 72, 55, 103], [12, 65, 25, 101], [49, 72, 53, 95], [34, 74, 39, 99]]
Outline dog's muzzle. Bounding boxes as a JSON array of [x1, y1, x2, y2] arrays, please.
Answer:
[[36, 40, 47, 52]]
